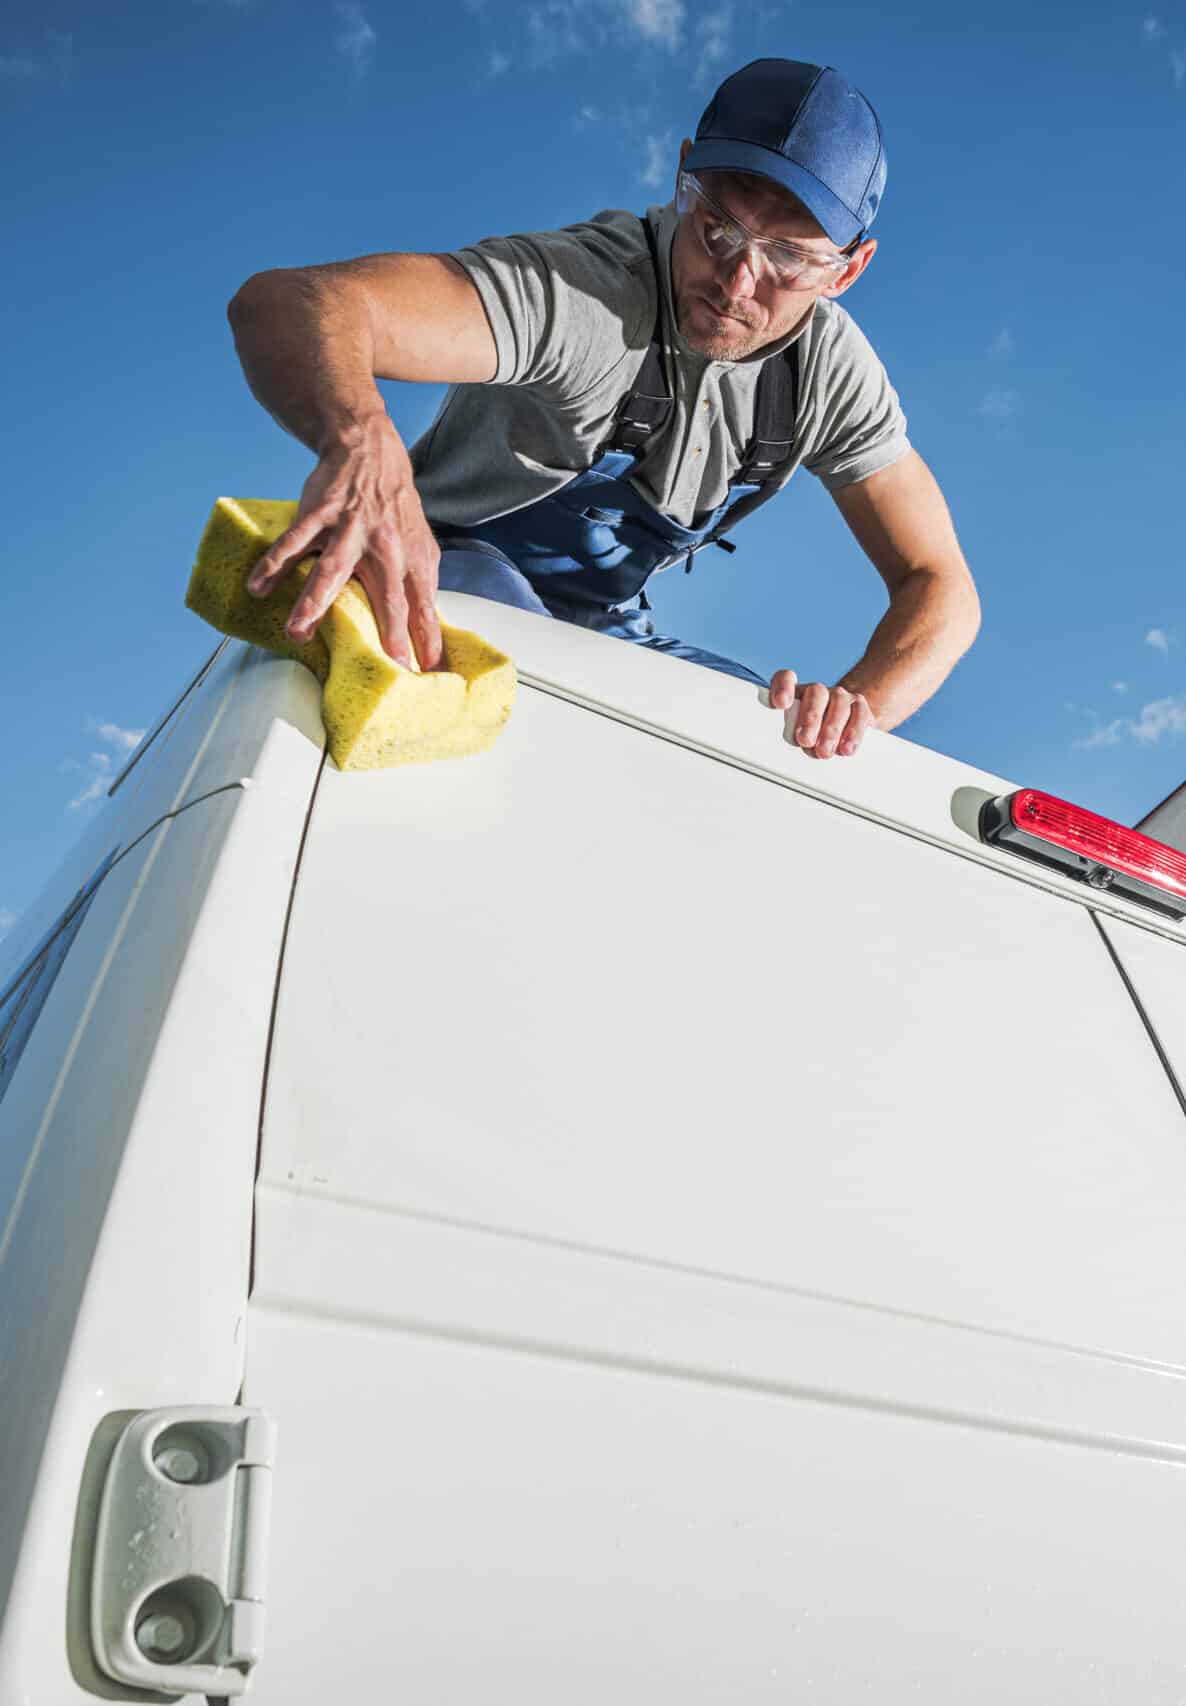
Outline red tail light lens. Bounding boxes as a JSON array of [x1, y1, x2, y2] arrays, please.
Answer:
[[979, 789, 1186, 919]]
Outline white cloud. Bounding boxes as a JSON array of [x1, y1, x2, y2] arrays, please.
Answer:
[[695, 3, 731, 84], [1074, 721, 1123, 752], [90, 719, 145, 753], [625, 0, 685, 49], [640, 130, 674, 190], [989, 326, 1014, 359], [1073, 694, 1186, 751], [1132, 696, 1186, 742], [1141, 16, 1186, 85], [1113, 681, 1129, 694], [488, 47, 512, 75], [67, 720, 144, 812], [335, 3, 376, 79], [979, 388, 1020, 420], [1145, 627, 1171, 655], [511, 0, 683, 75], [70, 752, 115, 811], [576, 104, 601, 127], [527, 0, 596, 63], [0, 907, 15, 943]]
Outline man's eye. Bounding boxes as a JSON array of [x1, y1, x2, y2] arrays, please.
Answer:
[[704, 219, 738, 247]]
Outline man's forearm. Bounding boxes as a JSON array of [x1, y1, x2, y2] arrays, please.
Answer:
[[224, 254, 494, 669], [837, 566, 981, 731], [227, 267, 390, 456]]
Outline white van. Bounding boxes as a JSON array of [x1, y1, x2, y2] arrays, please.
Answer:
[[3, 593, 1186, 1704]]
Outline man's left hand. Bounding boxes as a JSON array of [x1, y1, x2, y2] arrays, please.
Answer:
[[768, 670, 875, 760]]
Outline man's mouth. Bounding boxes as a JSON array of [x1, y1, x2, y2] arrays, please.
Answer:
[[699, 296, 753, 327]]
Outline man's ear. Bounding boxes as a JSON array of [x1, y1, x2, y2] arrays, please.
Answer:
[[675, 137, 693, 195], [821, 237, 877, 300]]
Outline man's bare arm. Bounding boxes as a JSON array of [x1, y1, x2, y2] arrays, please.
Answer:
[[769, 450, 981, 758], [228, 253, 497, 444], [226, 254, 498, 667]]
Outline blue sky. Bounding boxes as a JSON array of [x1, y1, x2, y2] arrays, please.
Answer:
[[3, 0, 1185, 940]]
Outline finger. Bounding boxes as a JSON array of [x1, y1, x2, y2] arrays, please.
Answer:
[[837, 695, 874, 758], [354, 524, 413, 665], [406, 595, 443, 673], [286, 515, 368, 641], [812, 690, 855, 760], [768, 668, 798, 711], [248, 510, 333, 596], [404, 543, 443, 672], [355, 554, 414, 670], [793, 682, 831, 749]]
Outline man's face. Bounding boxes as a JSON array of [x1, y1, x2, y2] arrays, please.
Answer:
[[669, 144, 875, 362]]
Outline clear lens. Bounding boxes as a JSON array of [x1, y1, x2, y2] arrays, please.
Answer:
[[677, 173, 843, 287]]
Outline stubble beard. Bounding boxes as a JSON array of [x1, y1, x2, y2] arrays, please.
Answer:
[[675, 292, 764, 362]]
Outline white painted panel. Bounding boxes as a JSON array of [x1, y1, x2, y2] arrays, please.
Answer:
[[253, 1185, 1186, 1461], [1096, 915, 1186, 1097], [243, 1305, 1186, 1705], [260, 683, 1186, 1362], [436, 594, 1186, 943], [0, 647, 323, 1701]]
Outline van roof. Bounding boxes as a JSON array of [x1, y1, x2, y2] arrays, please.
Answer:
[[435, 594, 1186, 943]]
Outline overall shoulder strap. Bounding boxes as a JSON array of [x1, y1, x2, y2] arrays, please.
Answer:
[[733, 340, 802, 486], [697, 337, 804, 553], [600, 216, 674, 457]]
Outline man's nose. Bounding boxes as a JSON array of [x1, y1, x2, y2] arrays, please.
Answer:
[[718, 246, 760, 301]]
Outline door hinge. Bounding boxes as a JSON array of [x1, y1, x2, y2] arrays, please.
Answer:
[[91, 1405, 277, 1698]]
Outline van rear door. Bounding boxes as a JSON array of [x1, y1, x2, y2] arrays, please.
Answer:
[[244, 651, 1186, 1704]]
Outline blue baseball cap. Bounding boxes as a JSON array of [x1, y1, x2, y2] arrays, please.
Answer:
[[684, 58, 887, 247]]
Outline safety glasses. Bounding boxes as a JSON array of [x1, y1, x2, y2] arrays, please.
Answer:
[[676, 171, 852, 288]]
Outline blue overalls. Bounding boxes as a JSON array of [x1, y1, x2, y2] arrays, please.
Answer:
[[434, 218, 801, 688]]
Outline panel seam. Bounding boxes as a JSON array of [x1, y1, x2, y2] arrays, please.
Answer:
[[247, 744, 329, 1306], [1090, 911, 1186, 1121]]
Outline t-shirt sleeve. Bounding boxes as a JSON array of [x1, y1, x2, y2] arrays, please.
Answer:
[[801, 306, 911, 491], [447, 216, 653, 399]]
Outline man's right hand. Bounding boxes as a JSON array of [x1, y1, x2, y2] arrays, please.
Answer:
[[245, 414, 443, 671]]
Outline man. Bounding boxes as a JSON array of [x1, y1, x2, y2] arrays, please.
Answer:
[[229, 58, 979, 761]]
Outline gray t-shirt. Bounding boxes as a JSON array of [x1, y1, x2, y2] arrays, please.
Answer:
[[410, 203, 909, 532]]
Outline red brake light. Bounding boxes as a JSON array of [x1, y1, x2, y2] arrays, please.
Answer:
[[979, 788, 1186, 919]]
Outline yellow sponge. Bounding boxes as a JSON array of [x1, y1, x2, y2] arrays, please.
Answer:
[[186, 497, 516, 770]]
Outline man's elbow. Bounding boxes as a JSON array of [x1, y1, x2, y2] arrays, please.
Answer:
[[228, 269, 282, 331], [955, 566, 982, 657], [227, 266, 318, 334], [925, 555, 980, 661]]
